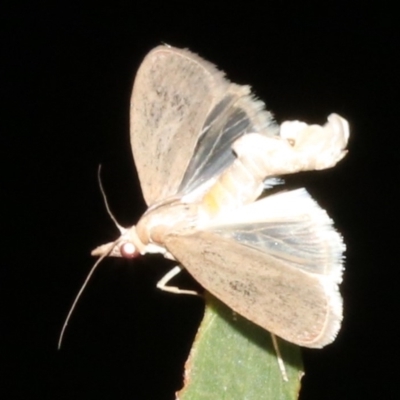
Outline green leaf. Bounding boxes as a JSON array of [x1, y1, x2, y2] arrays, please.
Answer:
[[178, 293, 303, 400]]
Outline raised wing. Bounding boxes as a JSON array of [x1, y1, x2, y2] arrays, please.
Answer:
[[130, 46, 277, 206], [164, 189, 344, 347]]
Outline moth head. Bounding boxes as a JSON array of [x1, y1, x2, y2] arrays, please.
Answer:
[[91, 226, 144, 258]]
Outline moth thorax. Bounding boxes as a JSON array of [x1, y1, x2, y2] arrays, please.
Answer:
[[136, 201, 200, 246]]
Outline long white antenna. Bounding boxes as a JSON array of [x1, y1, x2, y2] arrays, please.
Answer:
[[58, 242, 118, 349], [97, 165, 124, 233], [58, 166, 124, 349]]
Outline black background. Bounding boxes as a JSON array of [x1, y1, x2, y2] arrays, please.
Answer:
[[2, 3, 397, 399]]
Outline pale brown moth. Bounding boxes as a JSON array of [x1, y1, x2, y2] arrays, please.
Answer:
[[59, 45, 349, 350]]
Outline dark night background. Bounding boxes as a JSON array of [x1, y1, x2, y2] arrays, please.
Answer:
[[2, 3, 398, 399]]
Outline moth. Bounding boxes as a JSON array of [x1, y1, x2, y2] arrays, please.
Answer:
[[60, 45, 349, 349]]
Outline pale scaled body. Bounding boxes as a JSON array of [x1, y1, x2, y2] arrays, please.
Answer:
[[70, 45, 349, 349]]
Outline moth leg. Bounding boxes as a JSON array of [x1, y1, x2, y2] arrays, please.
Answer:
[[271, 333, 289, 382], [156, 265, 199, 296]]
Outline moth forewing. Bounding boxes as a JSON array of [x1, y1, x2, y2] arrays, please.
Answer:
[[130, 46, 279, 207], [164, 230, 341, 348], [130, 46, 241, 206], [164, 189, 344, 348]]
